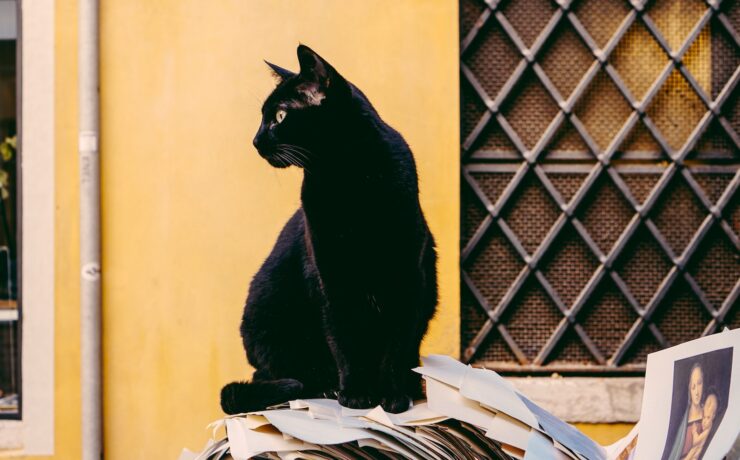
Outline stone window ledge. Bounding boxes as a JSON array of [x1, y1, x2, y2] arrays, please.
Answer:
[[508, 377, 644, 423]]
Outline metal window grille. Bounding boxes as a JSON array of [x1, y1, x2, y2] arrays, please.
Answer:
[[460, 0, 740, 373]]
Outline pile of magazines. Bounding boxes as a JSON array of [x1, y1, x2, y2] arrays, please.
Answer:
[[182, 329, 739, 460]]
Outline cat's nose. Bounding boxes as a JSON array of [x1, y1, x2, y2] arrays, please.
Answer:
[[253, 125, 267, 149]]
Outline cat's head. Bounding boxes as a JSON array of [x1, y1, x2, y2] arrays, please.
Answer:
[[253, 45, 350, 169]]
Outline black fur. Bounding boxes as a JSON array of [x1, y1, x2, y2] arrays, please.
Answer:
[[221, 45, 438, 415]]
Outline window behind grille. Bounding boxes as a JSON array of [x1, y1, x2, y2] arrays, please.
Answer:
[[0, 0, 19, 417], [460, 0, 740, 374]]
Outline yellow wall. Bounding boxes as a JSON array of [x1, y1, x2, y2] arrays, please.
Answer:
[[55, 1, 461, 458], [576, 423, 634, 446]]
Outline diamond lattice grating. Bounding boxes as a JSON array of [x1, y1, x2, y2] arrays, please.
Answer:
[[460, 0, 740, 373]]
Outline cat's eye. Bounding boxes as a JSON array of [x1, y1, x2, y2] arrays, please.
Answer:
[[275, 109, 287, 124]]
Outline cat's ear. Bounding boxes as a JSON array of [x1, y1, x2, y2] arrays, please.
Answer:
[[297, 44, 335, 88], [296, 45, 347, 105], [264, 60, 296, 82]]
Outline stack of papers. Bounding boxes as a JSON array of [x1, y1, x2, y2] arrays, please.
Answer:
[[183, 329, 740, 460], [181, 356, 603, 460], [180, 395, 510, 460]]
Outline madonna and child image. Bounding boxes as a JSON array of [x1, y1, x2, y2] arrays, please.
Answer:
[[660, 347, 733, 460]]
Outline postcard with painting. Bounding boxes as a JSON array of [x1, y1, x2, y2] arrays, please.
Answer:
[[634, 328, 740, 460]]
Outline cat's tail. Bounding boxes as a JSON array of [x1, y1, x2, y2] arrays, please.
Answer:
[[220, 378, 304, 415]]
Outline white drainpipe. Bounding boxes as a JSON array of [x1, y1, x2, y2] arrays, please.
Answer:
[[79, 0, 101, 458]]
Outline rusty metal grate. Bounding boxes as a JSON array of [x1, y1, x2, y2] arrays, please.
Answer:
[[460, 0, 740, 373]]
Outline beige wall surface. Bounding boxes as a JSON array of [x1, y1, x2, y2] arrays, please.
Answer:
[[87, 1, 459, 458]]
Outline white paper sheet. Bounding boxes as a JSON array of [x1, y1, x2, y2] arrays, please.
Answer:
[[424, 376, 498, 429], [460, 366, 539, 428], [486, 412, 533, 450], [261, 410, 372, 445], [525, 431, 573, 460], [414, 354, 470, 388], [290, 398, 446, 426], [263, 407, 430, 459], [226, 417, 311, 459]]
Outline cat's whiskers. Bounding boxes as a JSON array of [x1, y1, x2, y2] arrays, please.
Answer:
[[277, 144, 314, 173], [282, 144, 313, 159], [282, 151, 303, 168], [278, 143, 311, 154], [277, 148, 311, 174], [282, 149, 308, 167], [272, 150, 292, 168], [276, 148, 299, 164], [277, 143, 312, 158]]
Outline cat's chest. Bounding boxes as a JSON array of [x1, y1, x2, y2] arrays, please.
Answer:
[[300, 174, 414, 258], [304, 208, 375, 247], [302, 195, 392, 257], [302, 179, 391, 222]]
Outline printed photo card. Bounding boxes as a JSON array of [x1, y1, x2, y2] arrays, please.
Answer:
[[634, 328, 740, 460]]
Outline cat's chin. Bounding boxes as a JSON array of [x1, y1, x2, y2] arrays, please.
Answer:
[[265, 156, 292, 169]]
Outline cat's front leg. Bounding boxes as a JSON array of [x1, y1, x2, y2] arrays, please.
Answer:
[[324, 298, 421, 413], [376, 324, 422, 413], [332, 336, 384, 409], [320, 298, 386, 409], [337, 332, 417, 413], [374, 286, 430, 413]]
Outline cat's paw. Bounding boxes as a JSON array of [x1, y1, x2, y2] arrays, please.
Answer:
[[220, 378, 303, 414], [337, 390, 379, 409], [380, 394, 413, 414], [220, 381, 247, 415]]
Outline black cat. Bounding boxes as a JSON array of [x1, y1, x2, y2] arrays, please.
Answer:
[[220, 45, 438, 414]]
